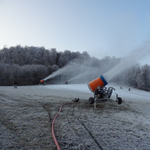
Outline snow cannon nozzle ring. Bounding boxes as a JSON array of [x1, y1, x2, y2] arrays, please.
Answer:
[[100, 75, 108, 86]]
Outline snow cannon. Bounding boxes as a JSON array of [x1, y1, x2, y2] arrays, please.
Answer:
[[88, 75, 108, 93], [40, 80, 44, 83], [40, 79, 46, 85], [88, 75, 122, 108]]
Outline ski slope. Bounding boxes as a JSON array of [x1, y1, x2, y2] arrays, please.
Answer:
[[45, 83, 150, 102]]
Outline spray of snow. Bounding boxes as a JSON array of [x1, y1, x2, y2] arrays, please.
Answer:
[[67, 66, 99, 82], [104, 41, 150, 82], [43, 59, 100, 83], [43, 62, 76, 81], [43, 41, 150, 84]]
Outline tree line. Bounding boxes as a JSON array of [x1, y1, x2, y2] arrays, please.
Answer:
[[113, 64, 150, 91], [0, 45, 150, 91]]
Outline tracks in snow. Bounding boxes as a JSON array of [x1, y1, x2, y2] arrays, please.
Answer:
[[44, 101, 103, 150]]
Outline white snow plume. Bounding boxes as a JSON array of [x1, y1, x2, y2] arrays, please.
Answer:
[[43, 59, 100, 83], [67, 65, 99, 83], [104, 41, 150, 82], [43, 62, 76, 81]]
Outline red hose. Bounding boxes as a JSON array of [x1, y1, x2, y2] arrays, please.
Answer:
[[51, 102, 76, 150]]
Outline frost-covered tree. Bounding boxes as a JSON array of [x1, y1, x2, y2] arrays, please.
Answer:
[[0, 45, 150, 90], [138, 64, 150, 90], [48, 48, 57, 65], [127, 64, 141, 87], [57, 50, 72, 67]]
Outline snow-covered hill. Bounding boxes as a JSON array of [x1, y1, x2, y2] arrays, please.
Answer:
[[45, 83, 150, 102]]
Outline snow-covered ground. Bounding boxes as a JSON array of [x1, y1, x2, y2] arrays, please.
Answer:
[[0, 83, 150, 150], [45, 83, 150, 102]]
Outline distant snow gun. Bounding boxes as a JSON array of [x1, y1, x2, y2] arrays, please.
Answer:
[[40, 79, 46, 85], [88, 75, 122, 108], [40, 80, 44, 83]]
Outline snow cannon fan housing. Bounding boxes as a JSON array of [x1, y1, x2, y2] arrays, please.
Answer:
[[40, 80, 44, 83], [88, 75, 108, 93]]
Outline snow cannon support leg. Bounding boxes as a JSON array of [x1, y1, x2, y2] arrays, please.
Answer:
[[116, 93, 122, 105]]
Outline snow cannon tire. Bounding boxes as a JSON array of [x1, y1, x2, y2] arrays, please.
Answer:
[[89, 97, 94, 104], [117, 97, 122, 105]]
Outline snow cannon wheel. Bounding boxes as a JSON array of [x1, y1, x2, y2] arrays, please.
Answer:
[[117, 97, 122, 105], [89, 97, 94, 104]]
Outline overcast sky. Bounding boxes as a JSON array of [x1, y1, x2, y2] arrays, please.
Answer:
[[0, 0, 150, 64]]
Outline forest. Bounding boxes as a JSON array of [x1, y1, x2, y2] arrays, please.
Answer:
[[0, 45, 150, 91]]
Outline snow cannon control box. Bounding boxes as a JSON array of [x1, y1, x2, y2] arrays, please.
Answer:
[[88, 75, 108, 93]]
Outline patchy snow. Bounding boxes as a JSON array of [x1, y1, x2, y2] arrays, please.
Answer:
[[45, 84, 90, 93], [0, 83, 150, 149], [108, 83, 150, 102], [45, 83, 150, 102]]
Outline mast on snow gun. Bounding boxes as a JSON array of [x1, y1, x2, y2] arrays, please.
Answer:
[[87, 75, 122, 108]]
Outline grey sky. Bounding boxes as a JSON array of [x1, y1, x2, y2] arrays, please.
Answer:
[[0, 0, 150, 64]]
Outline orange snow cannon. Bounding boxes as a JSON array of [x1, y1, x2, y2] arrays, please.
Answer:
[[88, 75, 108, 93], [40, 80, 44, 83], [88, 75, 122, 107]]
